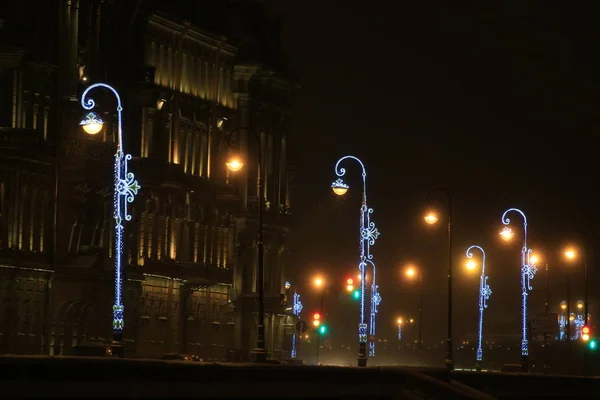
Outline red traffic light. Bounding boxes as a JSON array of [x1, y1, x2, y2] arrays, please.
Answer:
[[583, 325, 591, 341], [313, 313, 321, 320], [347, 278, 354, 285]]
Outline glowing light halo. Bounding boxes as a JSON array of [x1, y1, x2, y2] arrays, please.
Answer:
[[501, 207, 536, 361], [333, 155, 381, 363], [81, 83, 140, 339], [466, 245, 492, 367]]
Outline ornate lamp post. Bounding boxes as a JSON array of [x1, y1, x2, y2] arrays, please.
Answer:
[[225, 126, 267, 362], [331, 155, 381, 366], [397, 318, 403, 340], [290, 282, 303, 359], [465, 245, 492, 371], [500, 207, 537, 372], [423, 188, 453, 369], [80, 83, 141, 347]]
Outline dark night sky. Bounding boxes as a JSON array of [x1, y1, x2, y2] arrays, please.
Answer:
[[263, 0, 600, 348]]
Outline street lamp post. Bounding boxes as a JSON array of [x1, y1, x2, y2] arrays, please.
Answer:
[[331, 155, 381, 366], [500, 208, 537, 372], [397, 318, 403, 340], [313, 277, 327, 365], [465, 245, 492, 371], [225, 126, 266, 362], [291, 286, 303, 359], [80, 83, 141, 350], [405, 266, 423, 350], [424, 188, 453, 370], [564, 247, 589, 375]]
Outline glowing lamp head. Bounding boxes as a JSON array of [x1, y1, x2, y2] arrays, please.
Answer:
[[499, 227, 514, 241], [405, 267, 416, 278], [565, 249, 577, 260], [569, 314, 575, 322], [284, 281, 291, 290], [80, 112, 104, 135], [560, 301, 567, 311], [423, 212, 438, 225], [226, 158, 244, 172], [357, 274, 362, 281], [577, 301, 584, 310], [331, 178, 349, 196], [397, 318, 403, 325], [465, 260, 477, 271], [530, 254, 540, 265], [314, 277, 323, 287], [409, 318, 414, 324]]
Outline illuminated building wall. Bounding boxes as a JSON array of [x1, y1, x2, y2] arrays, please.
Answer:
[[0, 0, 295, 361]]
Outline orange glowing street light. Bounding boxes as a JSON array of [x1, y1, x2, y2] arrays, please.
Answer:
[[423, 211, 438, 225], [564, 248, 577, 260], [499, 227, 514, 241]]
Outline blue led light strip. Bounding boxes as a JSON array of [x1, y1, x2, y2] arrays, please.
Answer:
[[81, 83, 140, 337], [291, 291, 303, 358], [501, 208, 536, 357], [466, 245, 492, 366], [333, 156, 381, 357]]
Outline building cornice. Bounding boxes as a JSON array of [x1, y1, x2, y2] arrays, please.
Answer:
[[148, 13, 238, 57]]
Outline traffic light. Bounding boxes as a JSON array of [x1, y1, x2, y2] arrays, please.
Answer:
[[318, 325, 327, 335], [346, 278, 354, 292], [352, 289, 360, 300], [312, 312, 321, 327], [582, 326, 591, 342], [589, 339, 597, 351]]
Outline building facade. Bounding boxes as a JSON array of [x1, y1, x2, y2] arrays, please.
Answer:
[[0, 0, 297, 361]]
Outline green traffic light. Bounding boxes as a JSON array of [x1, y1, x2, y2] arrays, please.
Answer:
[[319, 325, 327, 335], [353, 290, 360, 299], [589, 339, 597, 350]]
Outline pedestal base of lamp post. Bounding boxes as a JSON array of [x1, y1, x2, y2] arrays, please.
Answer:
[[521, 356, 528, 373], [111, 340, 124, 358], [357, 342, 367, 367], [251, 348, 267, 363], [444, 359, 454, 370]]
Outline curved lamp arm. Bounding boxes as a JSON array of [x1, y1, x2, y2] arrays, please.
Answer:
[[81, 83, 124, 149]]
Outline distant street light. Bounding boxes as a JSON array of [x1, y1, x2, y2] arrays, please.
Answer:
[[563, 245, 589, 376], [465, 245, 492, 371], [404, 266, 424, 350], [396, 318, 404, 340], [500, 208, 537, 372], [291, 285, 303, 359], [225, 125, 268, 362], [424, 188, 454, 370], [331, 156, 381, 366]]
